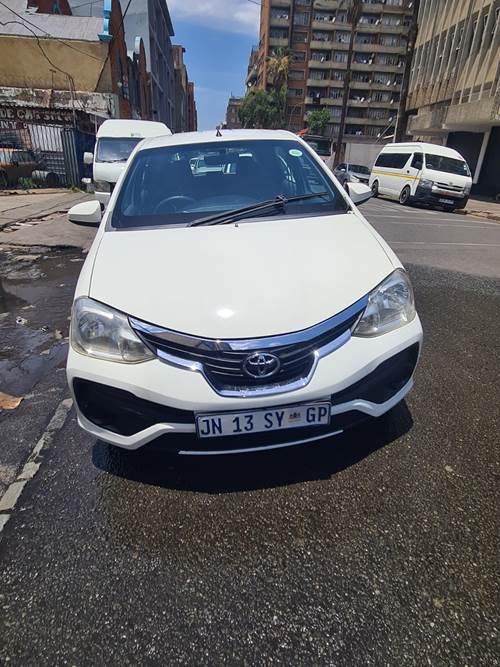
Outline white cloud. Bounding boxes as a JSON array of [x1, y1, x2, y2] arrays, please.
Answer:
[[168, 0, 260, 35]]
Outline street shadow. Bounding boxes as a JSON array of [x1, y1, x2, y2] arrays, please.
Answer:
[[92, 402, 413, 494]]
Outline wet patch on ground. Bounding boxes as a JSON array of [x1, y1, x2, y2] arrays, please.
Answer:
[[0, 246, 84, 398]]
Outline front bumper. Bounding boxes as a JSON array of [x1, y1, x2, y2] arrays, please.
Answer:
[[67, 316, 423, 454], [412, 186, 468, 209]]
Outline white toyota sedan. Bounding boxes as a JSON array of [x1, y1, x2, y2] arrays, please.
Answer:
[[66, 130, 423, 455]]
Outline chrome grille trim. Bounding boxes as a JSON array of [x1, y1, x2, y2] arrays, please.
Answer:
[[129, 295, 368, 398], [129, 294, 368, 352]]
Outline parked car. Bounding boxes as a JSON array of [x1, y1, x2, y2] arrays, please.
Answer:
[[67, 129, 423, 455], [0, 148, 39, 188], [84, 119, 171, 208], [332, 163, 371, 188], [369, 142, 472, 211]]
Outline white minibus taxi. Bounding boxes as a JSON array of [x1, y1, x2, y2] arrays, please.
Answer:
[[369, 142, 472, 211], [84, 120, 171, 208]]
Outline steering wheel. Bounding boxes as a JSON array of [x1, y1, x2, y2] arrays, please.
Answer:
[[154, 195, 196, 214]]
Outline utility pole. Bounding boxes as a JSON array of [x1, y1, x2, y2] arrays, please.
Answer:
[[394, 0, 420, 142], [333, 0, 362, 167]]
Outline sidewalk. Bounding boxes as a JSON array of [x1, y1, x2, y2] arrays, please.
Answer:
[[0, 191, 96, 251], [462, 197, 500, 222]]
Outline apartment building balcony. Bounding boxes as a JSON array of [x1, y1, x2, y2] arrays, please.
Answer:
[[361, 2, 408, 12], [369, 81, 401, 91], [306, 78, 329, 87], [313, 0, 341, 9], [305, 96, 343, 106], [407, 106, 448, 135], [310, 40, 349, 50], [311, 20, 338, 31], [270, 17, 290, 28], [308, 58, 331, 69], [356, 43, 406, 54], [272, 0, 291, 6], [269, 37, 289, 47]]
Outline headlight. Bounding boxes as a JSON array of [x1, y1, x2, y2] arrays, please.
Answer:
[[349, 174, 360, 182], [353, 269, 416, 337], [463, 184, 471, 195], [94, 180, 111, 193], [419, 179, 433, 188], [70, 297, 154, 363]]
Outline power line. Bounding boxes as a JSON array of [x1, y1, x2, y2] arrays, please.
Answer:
[[0, 0, 104, 62]]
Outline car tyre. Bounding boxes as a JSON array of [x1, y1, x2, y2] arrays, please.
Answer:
[[371, 180, 379, 197], [399, 185, 411, 205]]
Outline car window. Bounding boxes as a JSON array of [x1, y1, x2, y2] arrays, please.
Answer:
[[424, 153, 470, 176], [374, 153, 409, 169], [411, 153, 423, 169], [96, 137, 143, 163], [349, 164, 370, 174], [112, 139, 349, 229]]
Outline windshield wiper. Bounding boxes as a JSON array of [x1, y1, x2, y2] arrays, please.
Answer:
[[189, 192, 329, 227]]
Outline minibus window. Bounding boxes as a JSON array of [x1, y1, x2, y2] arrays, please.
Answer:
[[411, 153, 423, 169]]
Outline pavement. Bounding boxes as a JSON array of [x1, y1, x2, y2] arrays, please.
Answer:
[[463, 196, 500, 222], [0, 194, 499, 665]]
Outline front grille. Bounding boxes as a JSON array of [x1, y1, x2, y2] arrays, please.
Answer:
[[131, 298, 367, 395], [435, 182, 462, 193]]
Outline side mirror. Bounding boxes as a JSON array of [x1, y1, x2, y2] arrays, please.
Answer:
[[68, 200, 102, 225], [347, 182, 372, 206], [83, 152, 94, 165]]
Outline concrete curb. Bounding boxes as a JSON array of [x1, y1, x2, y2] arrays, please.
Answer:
[[0, 188, 78, 197], [460, 209, 500, 223]]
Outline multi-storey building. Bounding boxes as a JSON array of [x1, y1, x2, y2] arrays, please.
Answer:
[[69, 0, 177, 128], [225, 97, 243, 128], [255, 0, 416, 161], [173, 45, 197, 132], [407, 0, 499, 195]]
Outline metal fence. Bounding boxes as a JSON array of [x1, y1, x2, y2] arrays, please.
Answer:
[[0, 122, 95, 190]]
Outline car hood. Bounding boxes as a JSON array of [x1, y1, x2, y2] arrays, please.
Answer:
[[90, 214, 394, 339], [425, 169, 471, 186]]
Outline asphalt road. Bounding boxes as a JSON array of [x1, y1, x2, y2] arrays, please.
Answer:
[[0, 199, 499, 665]]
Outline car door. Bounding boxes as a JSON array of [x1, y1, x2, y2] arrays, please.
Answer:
[[405, 152, 423, 195]]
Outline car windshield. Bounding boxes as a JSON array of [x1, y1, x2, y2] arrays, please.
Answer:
[[112, 139, 348, 229], [303, 138, 331, 156], [424, 154, 470, 176], [349, 164, 370, 174], [96, 137, 143, 163]]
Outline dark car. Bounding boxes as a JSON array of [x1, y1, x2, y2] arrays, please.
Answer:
[[333, 163, 371, 188]]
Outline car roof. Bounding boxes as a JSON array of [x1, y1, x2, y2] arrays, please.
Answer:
[[380, 142, 464, 159], [97, 119, 171, 139], [138, 129, 300, 152]]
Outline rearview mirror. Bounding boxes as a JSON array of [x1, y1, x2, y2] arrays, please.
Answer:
[[68, 200, 102, 225], [83, 152, 94, 165], [346, 182, 372, 206]]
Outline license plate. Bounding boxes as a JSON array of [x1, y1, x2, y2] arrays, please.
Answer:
[[439, 198, 455, 205], [196, 402, 331, 439]]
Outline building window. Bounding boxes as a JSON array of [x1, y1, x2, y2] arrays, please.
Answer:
[[312, 31, 331, 42], [359, 14, 379, 25], [289, 69, 305, 80], [310, 70, 327, 80], [270, 29, 289, 39], [355, 34, 377, 45], [292, 50, 306, 61], [294, 12, 310, 25], [311, 51, 330, 61], [335, 31, 350, 43], [333, 51, 348, 62], [271, 8, 289, 19], [381, 15, 402, 26], [292, 31, 308, 42], [288, 88, 304, 97]]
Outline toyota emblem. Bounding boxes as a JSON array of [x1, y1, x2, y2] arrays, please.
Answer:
[[243, 352, 281, 379]]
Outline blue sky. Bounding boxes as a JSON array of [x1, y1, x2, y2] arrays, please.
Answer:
[[168, 0, 260, 130]]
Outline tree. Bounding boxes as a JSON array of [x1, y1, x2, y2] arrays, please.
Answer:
[[238, 89, 280, 129], [306, 108, 331, 135], [267, 48, 291, 92]]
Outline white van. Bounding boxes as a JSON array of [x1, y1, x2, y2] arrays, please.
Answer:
[[369, 142, 472, 211], [85, 120, 171, 207]]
